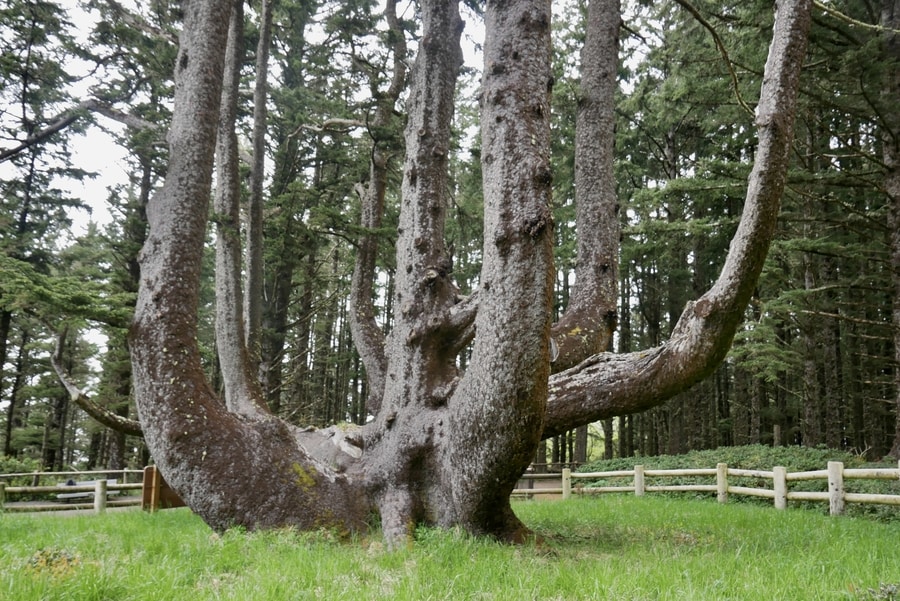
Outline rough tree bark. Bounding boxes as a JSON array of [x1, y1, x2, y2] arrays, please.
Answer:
[[443, 0, 554, 539], [213, 0, 267, 418], [549, 0, 621, 372], [244, 0, 273, 372], [361, 0, 470, 542], [130, 0, 813, 544]]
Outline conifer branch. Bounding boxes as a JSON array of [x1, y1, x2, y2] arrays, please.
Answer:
[[0, 99, 158, 163], [673, 0, 756, 117], [813, 0, 900, 33]]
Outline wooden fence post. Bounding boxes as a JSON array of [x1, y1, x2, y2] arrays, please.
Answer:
[[0, 482, 5, 511], [773, 466, 787, 510], [562, 468, 572, 500], [94, 479, 107, 514], [142, 465, 159, 512], [828, 461, 844, 516], [716, 463, 728, 503], [634, 465, 645, 496], [141, 465, 186, 512]]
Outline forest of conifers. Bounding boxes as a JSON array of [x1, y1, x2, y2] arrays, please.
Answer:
[[1, 0, 898, 472]]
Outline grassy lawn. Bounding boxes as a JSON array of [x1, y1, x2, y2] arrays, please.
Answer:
[[1, 496, 898, 600]]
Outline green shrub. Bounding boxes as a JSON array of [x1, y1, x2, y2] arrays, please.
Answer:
[[0, 456, 42, 487]]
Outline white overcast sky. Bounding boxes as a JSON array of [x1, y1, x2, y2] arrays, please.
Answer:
[[64, 0, 130, 237], [57, 0, 490, 239]]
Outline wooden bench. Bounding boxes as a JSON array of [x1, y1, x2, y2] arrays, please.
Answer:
[[56, 479, 120, 502]]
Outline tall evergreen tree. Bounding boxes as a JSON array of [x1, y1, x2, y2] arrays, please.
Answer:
[[0, 0, 92, 461]]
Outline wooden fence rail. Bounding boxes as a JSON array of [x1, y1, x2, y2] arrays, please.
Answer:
[[0, 469, 145, 486], [0, 467, 184, 515], [512, 461, 900, 515], [3, 462, 898, 517]]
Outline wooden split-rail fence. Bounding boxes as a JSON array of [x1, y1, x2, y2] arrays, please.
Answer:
[[513, 460, 900, 516], [0, 466, 184, 515], [2, 461, 898, 517]]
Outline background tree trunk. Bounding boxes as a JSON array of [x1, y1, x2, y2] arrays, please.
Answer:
[[244, 0, 273, 372], [884, 0, 900, 458]]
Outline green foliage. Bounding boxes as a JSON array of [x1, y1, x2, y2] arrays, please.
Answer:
[[1, 499, 898, 600], [581, 443, 860, 473], [0, 456, 41, 486], [0, 253, 132, 326], [610, 0, 898, 458]]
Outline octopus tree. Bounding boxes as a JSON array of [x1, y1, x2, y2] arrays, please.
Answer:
[[130, 0, 813, 544]]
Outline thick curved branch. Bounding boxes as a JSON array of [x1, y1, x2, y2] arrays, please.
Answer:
[[404, 287, 479, 348], [51, 328, 143, 437], [543, 0, 813, 440], [299, 118, 365, 134], [82, 99, 160, 132], [445, 290, 479, 356], [0, 112, 78, 163], [130, 0, 367, 533]]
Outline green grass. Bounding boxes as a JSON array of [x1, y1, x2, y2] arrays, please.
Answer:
[[2, 496, 898, 600]]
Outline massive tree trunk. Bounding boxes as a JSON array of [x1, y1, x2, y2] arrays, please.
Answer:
[[444, 0, 553, 539], [367, 1, 551, 539], [130, 0, 813, 544]]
